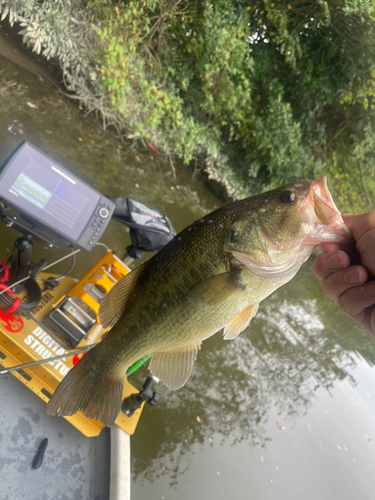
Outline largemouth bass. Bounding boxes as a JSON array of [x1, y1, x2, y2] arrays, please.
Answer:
[[47, 176, 350, 426]]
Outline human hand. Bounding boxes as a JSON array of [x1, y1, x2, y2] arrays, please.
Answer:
[[313, 211, 375, 335]]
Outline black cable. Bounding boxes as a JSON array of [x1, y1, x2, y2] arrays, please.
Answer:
[[0, 278, 71, 350], [0, 278, 41, 312], [18, 278, 42, 311], [0, 289, 15, 310], [0, 285, 70, 349], [0, 245, 76, 348], [35, 246, 77, 283], [0, 288, 77, 350]]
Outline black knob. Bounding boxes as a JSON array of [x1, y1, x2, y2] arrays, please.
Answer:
[[147, 392, 160, 406]]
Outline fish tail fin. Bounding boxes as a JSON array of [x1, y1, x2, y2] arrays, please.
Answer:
[[46, 350, 124, 427]]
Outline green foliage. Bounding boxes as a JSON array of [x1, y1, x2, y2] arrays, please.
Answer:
[[87, 0, 317, 194], [89, 0, 256, 166], [2, 0, 375, 210]]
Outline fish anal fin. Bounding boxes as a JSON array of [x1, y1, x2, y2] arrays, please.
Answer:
[[149, 341, 201, 390], [223, 303, 259, 340], [188, 269, 244, 307], [98, 262, 147, 328]]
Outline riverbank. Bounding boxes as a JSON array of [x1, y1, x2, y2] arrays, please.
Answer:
[[0, 17, 235, 204], [0, 21, 59, 85], [4, 0, 375, 213], [2, 1, 375, 213]]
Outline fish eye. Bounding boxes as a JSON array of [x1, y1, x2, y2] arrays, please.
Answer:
[[279, 191, 296, 204]]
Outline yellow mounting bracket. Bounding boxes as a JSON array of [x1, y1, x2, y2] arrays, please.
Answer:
[[0, 251, 143, 437]]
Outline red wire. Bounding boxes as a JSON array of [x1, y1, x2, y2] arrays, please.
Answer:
[[0, 271, 21, 313], [0, 283, 13, 296], [0, 261, 9, 283]]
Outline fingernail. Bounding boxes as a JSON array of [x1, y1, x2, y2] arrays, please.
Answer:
[[344, 268, 363, 284], [363, 282, 375, 297], [327, 253, 344, 270]]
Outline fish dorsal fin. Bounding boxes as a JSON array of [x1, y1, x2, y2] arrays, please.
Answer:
[[223, 303, 259, 340], [148, 341, 201, 390], [188, 269, 244, 307], [98, 262, 147, 328]]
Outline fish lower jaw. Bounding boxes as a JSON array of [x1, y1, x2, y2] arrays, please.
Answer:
[[304, 208, 352, 244], [318, 226, 351, 243], [233, 249, 310, 280], [302, 224, 351, 246]]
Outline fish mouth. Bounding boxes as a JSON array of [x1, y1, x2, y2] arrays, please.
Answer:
[[312, 176, 340, 225], [307, 176, 351, 243]]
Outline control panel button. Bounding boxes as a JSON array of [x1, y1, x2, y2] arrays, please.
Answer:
[[98, 207, 110, 219]]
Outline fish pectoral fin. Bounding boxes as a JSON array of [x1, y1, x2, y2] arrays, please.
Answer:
[[149, 341, 201, 390], [98, 262, 147, 328], [188, 269, 245, 307], [223, 303, 259, 340]]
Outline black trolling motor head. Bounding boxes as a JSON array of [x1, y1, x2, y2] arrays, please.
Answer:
[[108, 197, 176, 259]]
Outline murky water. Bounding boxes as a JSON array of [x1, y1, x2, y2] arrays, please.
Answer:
[[1, 31, 375, 500]]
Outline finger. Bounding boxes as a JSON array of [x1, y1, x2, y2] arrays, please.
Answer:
[[342, 212, 375, 272], [313, 250, 351, 280], [338, 281, 375, 323], [339, 299, 375, 335], [363, 306, 375, 335], [320, 265, 368, 302], [354, 227, 375, 277], [343, 212, 375, 242], [321, 240, 360, 265], [320, 242, 345, 253]]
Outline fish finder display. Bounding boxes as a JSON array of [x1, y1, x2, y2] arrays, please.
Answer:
[[0, 143, 113, 249], [10, 161, 93, 237]]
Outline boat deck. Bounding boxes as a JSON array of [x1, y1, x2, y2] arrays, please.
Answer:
[[0, 369, 110, 500]]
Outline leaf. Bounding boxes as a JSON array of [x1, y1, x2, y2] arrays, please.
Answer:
[[1, 6, 9, 21]]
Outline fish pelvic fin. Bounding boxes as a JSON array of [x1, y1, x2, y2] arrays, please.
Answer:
[[99, 261, 147, 328], [149, 341, 201, 390], [223, 303, 259, 340], [46, 350, 124, 427]]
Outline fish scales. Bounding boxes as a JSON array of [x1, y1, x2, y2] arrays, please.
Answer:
[[47, 177, 351, 426], [98, 202, 274, 358]]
